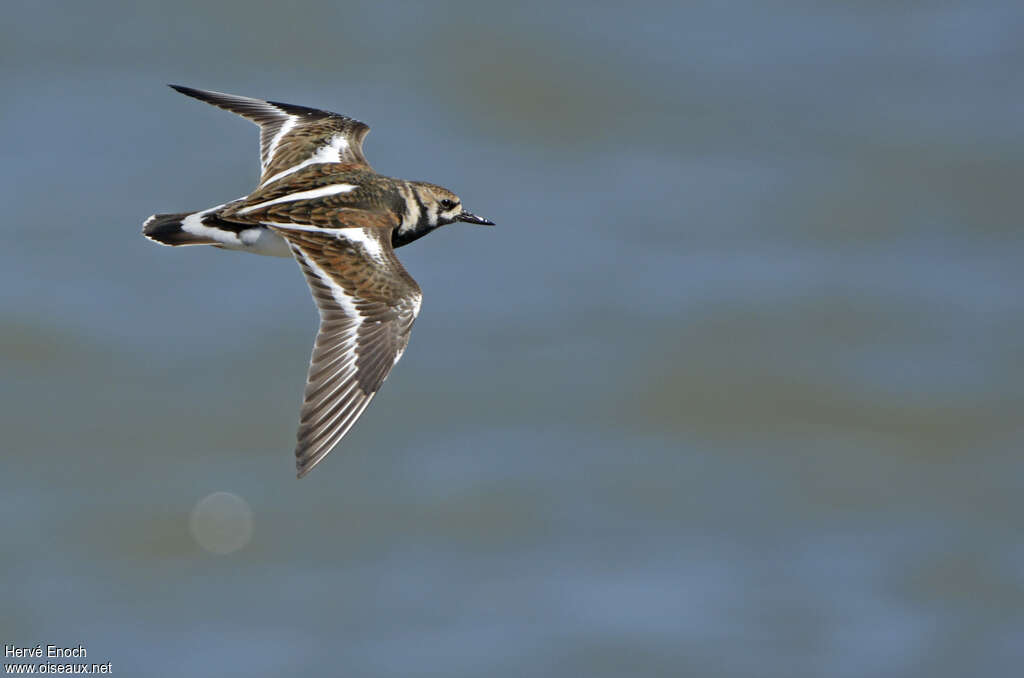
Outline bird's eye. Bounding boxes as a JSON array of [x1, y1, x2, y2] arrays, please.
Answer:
[[440, 199, 456, 210]]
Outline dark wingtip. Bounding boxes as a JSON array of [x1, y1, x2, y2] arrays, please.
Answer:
[[296, 449, 313, 479], [168, 84, 203, 99]]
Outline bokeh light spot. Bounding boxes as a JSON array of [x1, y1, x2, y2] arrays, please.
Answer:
[[189, 491, 254, 555]]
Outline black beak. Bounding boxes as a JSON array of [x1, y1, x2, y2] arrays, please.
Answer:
[[456, 211, 495, 226]]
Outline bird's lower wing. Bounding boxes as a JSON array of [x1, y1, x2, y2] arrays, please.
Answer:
[[272, 222, 422, 477]]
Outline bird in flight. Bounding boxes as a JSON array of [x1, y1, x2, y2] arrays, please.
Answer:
[[143, 85, 494, 477]]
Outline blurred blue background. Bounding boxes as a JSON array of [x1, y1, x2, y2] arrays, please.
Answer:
[[3, 1, 1023, 676]]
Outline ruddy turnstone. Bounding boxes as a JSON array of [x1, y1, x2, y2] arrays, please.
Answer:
[[143, 85, 494, 478]]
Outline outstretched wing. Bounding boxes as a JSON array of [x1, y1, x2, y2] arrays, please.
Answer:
[[169, 85, 372, 186], [271, 220, 422, 478]]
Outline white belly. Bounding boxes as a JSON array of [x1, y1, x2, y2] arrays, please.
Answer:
[[227, 227, 292, 257], [182, 201, 293, 258]]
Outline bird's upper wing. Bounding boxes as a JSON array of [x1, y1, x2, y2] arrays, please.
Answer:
[[269, 217, 422, 478], [170, 85, 372, 186]]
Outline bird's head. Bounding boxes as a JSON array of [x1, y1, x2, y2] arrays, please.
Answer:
[[394, 182, 494, 248]]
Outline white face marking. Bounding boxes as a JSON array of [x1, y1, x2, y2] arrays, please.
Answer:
[[236, 184, 357, 214], [426, 199, 438, 227], [260, 134, 352, 186], [397, 184, 421, 234]]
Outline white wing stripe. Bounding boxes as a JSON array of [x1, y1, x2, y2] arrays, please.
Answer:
[[293, 246, 362, 320], [236, 184, 358, 214], [264, 114, 297, 170], [397, 183, 420, 234], [260, 134, 352, 186], [339, 227, 385, 261], [264, 222, 355, 234], [275, 224, 384, 262]]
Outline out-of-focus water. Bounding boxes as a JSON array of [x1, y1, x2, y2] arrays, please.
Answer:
[[3, 2, 1023, 676]]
